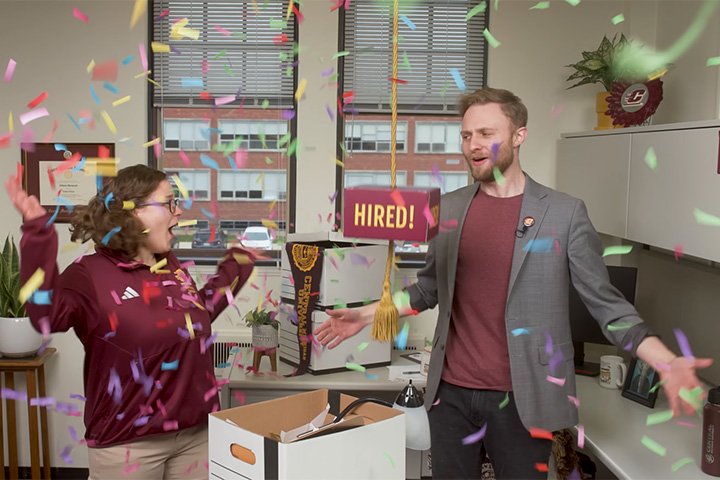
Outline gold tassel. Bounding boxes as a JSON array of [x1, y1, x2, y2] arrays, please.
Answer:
[[372, 242, 398, 342], [371, 0, 401, 342]]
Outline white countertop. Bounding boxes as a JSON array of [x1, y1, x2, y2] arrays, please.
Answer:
[[562, 119, 720, 138], [576, 374, 712, 479]]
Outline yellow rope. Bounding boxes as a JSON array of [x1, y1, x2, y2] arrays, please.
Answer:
[[371, 0, 400, 342]]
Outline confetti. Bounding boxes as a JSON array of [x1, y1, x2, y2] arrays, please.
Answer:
[[448, 68, 466, 91], [92, 60, 118, 82], [673, 328, 694, 359], [546, 375, 566, 387], [523, 238, 553, 253], [4, 58, 17, 82], [483, 28, 501, 48], [611, 13, 625, 25], [646, 409, 673, 426], [185, 313, 195, 340], [149, 258, 168, 274], [357, 342, 369, 352], [130, 0, 147, 29], [492, 166, 505, 185], [101, 226, 121, 246], [602, 245, 633, 257], [399, 15, 416, 30], [565, 0, 581, 5], [567, 395, 580, 408], [641, 435, 666, 456], [27, 91, 49, 109], [674, 244, 683, 261], [679, 386, 704, 411], [19, 268, 45, 304], [530, 1, 550, 9], [345, 362, 366, 372], [462, 424, 487, 445], [577, 424, 585, 448], [100, 110, 117, 134], [511, 327, 530, 336], [644, 146, 657, 170], [529, 427, 553, 440], [394, 322, 410, 350], [295, 78, 307, 102], [384, 452, 395, 468], [465, 2, 487, 21], [707, 56, 720, 67], [694, 208, 720, 226], [181, 77, 204, 88], [161, 359, 179, 371], [671, 458, 694, 472], [19, 108, 49, 126], [499, 392, 509, 409]]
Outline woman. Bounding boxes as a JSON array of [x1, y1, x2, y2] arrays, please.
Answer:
[[5, 164, 255, 479]]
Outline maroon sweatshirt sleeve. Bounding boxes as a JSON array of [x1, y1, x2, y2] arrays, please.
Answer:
[[197, 247, 256, 321], [19, 215, 94, 337]]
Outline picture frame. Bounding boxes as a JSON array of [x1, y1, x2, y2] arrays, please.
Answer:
[[621, 357, 659, 408], [21, 143, 115, 223]]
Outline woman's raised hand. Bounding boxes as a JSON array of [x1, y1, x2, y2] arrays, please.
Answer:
[[5, 174, 46, 221]]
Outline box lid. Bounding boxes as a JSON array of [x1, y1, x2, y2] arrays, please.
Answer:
[[287, 231, 388, 246]]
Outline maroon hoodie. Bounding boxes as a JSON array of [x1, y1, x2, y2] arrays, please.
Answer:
[[20, 215, 255, 447]]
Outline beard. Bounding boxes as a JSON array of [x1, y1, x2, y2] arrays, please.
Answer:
[[467, 141, 514, 183]]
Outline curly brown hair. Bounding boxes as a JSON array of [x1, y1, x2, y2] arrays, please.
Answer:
[[457, 87, 528, 129], [69, 164, 168, 258], [552, 429, 582, 480]]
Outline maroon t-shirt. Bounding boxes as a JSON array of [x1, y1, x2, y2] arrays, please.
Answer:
[[442, 188, 523, 391], [20, 214, 255, 447]]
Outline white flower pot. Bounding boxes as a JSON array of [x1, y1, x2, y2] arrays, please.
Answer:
[[252, 325, 279, 349], [0, 316, 43, 358]]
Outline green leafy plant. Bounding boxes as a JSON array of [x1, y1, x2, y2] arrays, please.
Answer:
[[243, 307, 279, 329], [0, 235, 26, 318], [565, 34, 632, 91]]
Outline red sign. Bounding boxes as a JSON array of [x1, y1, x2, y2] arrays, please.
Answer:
[[343, 186, 441, 242]]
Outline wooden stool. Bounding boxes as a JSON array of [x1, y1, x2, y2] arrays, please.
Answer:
[[252, 348, 277, 372], [0, 347, 55, 480]]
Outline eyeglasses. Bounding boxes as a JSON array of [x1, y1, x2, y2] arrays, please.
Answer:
[[135, 198, 182, 214]]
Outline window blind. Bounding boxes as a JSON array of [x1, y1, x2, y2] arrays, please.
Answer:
[[343, 0, 487, 113], [152, 0, 296, 107]]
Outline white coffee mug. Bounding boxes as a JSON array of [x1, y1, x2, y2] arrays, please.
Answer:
[[599, 355, 627, 389]]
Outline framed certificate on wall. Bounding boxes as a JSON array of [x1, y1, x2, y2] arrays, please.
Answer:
[[21, 143, 115, 223]]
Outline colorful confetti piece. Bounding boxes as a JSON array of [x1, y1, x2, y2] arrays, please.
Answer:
[[465, 2, 487, 21], [530, 1, 550, 9], [646, 409, 673, 426], [602, 245, 633, 257], [694, 208, 720, 226], [611, 13, 625, 25], [483, 28, 501, 48], [641, 435, 667, 456], [462, 424, 487, 445], [4, 58, 17, 82], [644, 146, 657, 170]]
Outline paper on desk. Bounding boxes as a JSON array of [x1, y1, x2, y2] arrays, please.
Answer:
[[387, 365, 426, 383], [280, 404, 330, 443]]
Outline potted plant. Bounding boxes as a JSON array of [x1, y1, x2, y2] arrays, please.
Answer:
[[0, 235, 43, 357], [565, 34, 663, 130], [243, 307, 279, 350]]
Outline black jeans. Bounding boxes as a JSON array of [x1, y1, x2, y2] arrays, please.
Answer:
[[428, 381, 553, 480]]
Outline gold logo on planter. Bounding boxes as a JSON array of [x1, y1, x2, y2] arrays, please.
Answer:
[[291, 244, 319, 272]]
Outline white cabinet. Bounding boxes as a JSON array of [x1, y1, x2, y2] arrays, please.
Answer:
[[627, 127, 720, 262], [557, 134, 632, 238], [558, 121, 720, 263]]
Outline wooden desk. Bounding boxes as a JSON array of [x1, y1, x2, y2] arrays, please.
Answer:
[[0, 348, 55, 480], [576, 374, 712, 479]]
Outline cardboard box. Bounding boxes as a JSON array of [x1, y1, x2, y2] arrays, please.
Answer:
[[280, 232, 388, 307], [209, 389, 406, 479], [343, 186, 441, 242], [279, 232, 392, 373], [278, 309, 391, 374]]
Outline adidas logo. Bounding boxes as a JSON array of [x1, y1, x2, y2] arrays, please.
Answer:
[[121, 286, 140, 300]]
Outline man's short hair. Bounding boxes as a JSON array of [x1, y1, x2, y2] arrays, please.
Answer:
[[458, 87, 528, 129]]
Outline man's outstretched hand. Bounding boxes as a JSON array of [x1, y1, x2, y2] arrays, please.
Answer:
[[315, 303, 375, 349]]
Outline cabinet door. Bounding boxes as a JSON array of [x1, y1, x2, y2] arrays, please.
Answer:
[[627, 128, 720, 261], [557, 134, 631, 238]]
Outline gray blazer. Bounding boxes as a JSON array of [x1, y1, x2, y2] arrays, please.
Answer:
[[406, 175, 649, 431]]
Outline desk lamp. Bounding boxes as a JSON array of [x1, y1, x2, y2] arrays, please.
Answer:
[[331, 380, 431, 450]]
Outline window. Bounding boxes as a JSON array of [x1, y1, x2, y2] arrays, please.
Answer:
[[414, 171, 469, 194], [151, 1, 297, 253], [345, 171, 408, 187], [342, 1, 487, 113], [416, 122, 461, 153], [218, 170, 287, 201], [218, 120, 288, 151], [344, 122, 407, 153], [167, 169, 211, 200], [163, 120, 210, 150]]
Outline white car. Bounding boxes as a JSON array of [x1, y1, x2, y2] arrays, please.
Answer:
[[240, 226, 273, 250]]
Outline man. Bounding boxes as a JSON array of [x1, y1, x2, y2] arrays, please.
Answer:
[[314, 87, 712, 479]]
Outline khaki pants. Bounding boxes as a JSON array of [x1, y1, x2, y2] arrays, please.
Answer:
[[87, 425, 208, 480]]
